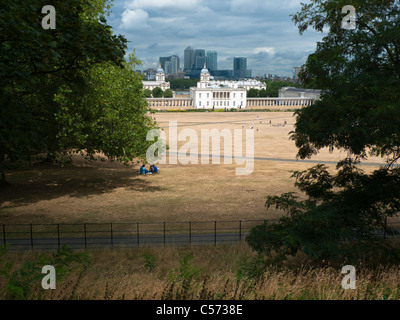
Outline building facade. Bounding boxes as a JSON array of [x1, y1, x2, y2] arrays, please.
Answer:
[[142, 66, 170, 91], [206, 51, 218, 71], [184, 46, 195, 71], [279, 87, 321, 99], [190, 65, 247, 109], [233, 57, 247, 79]]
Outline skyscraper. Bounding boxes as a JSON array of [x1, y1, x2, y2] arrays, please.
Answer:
[[233, 57, 247, 79], [206, 51, 217, 71], [194, 49, 206, 70], [184, 46, 195, 71], [159, 55, 180, 75]]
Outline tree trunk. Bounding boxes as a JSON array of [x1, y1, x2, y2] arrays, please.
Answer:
[[0, 169, 5, 185]]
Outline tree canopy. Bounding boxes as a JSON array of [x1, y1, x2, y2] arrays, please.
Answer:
[[0, 0, 158, 182], [247, 0, 400, 265]]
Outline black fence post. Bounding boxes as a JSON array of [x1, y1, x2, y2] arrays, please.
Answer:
[[110, 223, 114, 248], [137, 222, 140, 247], [57, 224, 60, 249], [214, 221, 217, 246], [163, 222, 166, 247], [84, 224, 87, 249], [2, 224, 6, 246], [189, 222, 192, 246], [30, 224, 33, 250], [239, 220, 242, 242]]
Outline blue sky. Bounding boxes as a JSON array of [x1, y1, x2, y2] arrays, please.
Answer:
[[106, 0, 326, 77]]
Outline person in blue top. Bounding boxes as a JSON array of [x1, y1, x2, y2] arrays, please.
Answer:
[[150, 165, 158, 173], [139, 164, 148, 174]]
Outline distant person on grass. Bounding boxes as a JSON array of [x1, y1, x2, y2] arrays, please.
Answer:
[[140, 164, 149, 174], [150, 165, 159, 173]]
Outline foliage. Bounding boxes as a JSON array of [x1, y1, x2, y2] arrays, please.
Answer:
[[163, 89, 174, 98], [167, 78, 199, 90], [247, 88, 260, 98], [143, 88, 153, 98], [263, 80, 301, 97], [53, 55, 158, 165], [143, 253, 156, 271], [152, 87, 163, 98], [168, 253, 202, 285], [236, 254, 270, 282], [0, 0, 157, 182], [1, 245, 90, 300], [248, 1, 400, 265]]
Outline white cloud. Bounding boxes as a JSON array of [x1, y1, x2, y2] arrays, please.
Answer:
[[119, 8, 150, 30], [253, 47, 276, 55], [127, 0, 200, 11]]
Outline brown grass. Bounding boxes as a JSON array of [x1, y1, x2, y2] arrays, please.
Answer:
[[2, 244, 400, 300], [0, 112, 385, 225]]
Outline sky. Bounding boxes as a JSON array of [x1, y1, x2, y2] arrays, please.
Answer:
[[106, 0, 327, 77]]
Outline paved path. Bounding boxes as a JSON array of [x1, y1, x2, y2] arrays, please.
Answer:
[[169, 151, 387, 167]]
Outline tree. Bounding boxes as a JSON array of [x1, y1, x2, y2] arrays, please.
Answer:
[[247, 0, 400, 265], [54, 54, 158, 165], [264, 80, 298, 97], [247, 88, 259, 98], [0, 0, 155, 183], [152, 87, 163, 98], [163, 89, 173, 98], [258, 88, 268, 97], [143, 89, 153, 98]]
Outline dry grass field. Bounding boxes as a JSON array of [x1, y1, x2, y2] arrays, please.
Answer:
[[0, 111, 385, 225], [2, 244, 400, 300], [1, 111, 398, 301]]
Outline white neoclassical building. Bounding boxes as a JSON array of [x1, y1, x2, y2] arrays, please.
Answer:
[[190, 65, 249, 109], [142, 65, 170, 91], [145, 64, 317, 110]]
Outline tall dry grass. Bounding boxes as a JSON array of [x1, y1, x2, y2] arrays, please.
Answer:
[[1, 244, 400, 300]]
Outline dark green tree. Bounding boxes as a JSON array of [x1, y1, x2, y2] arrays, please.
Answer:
[[143, 89, 153, 98], [0, 0, 157, 183], [152, 87, 164, 98], [54, 54, 158, 165], [264, 80, 299, 97], [247, 88, 259, 98], [247, 0, 400, 265], [258, 88, 268, 97], [163, 89, 174, 98]]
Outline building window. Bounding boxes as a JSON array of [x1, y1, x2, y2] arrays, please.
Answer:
[[207, 93, 209, 98], [207, 101, 209, 106], [199, 101, 201, 106], [241, 93, 243, 98], [233, 101, 235, 106], [199, 93, 202, 98], [233, 93, 236, 98]]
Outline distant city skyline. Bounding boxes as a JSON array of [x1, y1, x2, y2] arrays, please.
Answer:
[[106, 0, 326, 77]]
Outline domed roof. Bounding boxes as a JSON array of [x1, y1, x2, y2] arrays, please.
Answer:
[[156, 62, 164, 74], [200, 62, 209, 74]]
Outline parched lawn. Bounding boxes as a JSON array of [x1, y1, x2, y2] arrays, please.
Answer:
[[0, 112, 384, 225]]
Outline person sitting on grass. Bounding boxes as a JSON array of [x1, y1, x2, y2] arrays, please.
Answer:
[[150, 165, 159, 173], [139, 164, 148, 175]]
